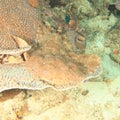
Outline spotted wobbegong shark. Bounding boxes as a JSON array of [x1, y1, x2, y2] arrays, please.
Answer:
[[0, 0, 102, 92]]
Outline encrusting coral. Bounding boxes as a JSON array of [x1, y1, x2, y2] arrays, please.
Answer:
[[0, 0, 102, 92], [0, 0, 39, 50]]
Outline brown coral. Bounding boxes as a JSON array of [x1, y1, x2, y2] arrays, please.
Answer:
[[28, 0, 39, 8], [0, 0, 39, 50]]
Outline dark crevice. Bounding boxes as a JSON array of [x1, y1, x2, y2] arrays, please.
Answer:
[[49, 0, 66, 8]]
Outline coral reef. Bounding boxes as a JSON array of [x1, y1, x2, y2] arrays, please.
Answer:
[[0, 0, 120, 120], [106, 23, 120, 63]]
